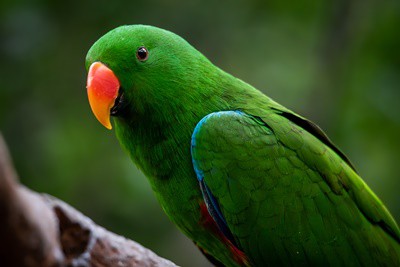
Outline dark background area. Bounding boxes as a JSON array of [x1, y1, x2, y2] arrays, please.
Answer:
[[1, 0, 399, 266]]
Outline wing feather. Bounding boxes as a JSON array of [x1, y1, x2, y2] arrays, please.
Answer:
[[191, 110, 400, 266]]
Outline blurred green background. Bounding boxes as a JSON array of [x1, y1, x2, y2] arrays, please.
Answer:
[[1, 0, 399, 266]]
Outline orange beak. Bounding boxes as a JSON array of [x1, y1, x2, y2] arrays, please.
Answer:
[[86, 62, 120, 129]]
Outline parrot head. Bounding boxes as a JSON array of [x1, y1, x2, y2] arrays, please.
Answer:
[[85, 25, 213, 129]]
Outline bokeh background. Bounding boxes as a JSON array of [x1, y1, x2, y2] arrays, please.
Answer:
[[1, 0, 399, 266]]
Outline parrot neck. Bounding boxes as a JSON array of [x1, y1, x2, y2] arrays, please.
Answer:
[[112, 66, 272, 266], [113, 65, 267, 184], [113, 65, 229, 177]]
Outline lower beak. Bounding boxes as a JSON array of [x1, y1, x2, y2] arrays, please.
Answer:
[[86, 62, 120, 129]]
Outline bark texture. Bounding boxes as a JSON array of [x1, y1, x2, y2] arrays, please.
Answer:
[[0, 134, 177, 267]]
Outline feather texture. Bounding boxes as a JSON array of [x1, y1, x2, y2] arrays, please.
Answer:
[[191, 110, 400, 266]]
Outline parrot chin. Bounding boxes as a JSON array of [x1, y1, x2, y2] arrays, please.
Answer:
[[86, 62, 121, 130]]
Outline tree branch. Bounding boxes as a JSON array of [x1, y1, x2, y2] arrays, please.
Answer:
[[0, 133, 177, 267]]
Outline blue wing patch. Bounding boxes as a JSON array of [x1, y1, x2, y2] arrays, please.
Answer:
[[191, 111, 244, 247]]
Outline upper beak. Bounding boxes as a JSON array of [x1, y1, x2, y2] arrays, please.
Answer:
[[86, 62, 120, 129]]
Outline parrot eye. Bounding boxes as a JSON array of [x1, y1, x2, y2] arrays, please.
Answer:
[[136, 46, 148, 61]]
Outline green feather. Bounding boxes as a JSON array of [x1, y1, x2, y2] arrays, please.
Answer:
[[191, 111, 400, 266], [86, 25, 400, 266]]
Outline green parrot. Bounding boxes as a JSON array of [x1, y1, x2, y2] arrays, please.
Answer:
[[85, 25, 400, 266]]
